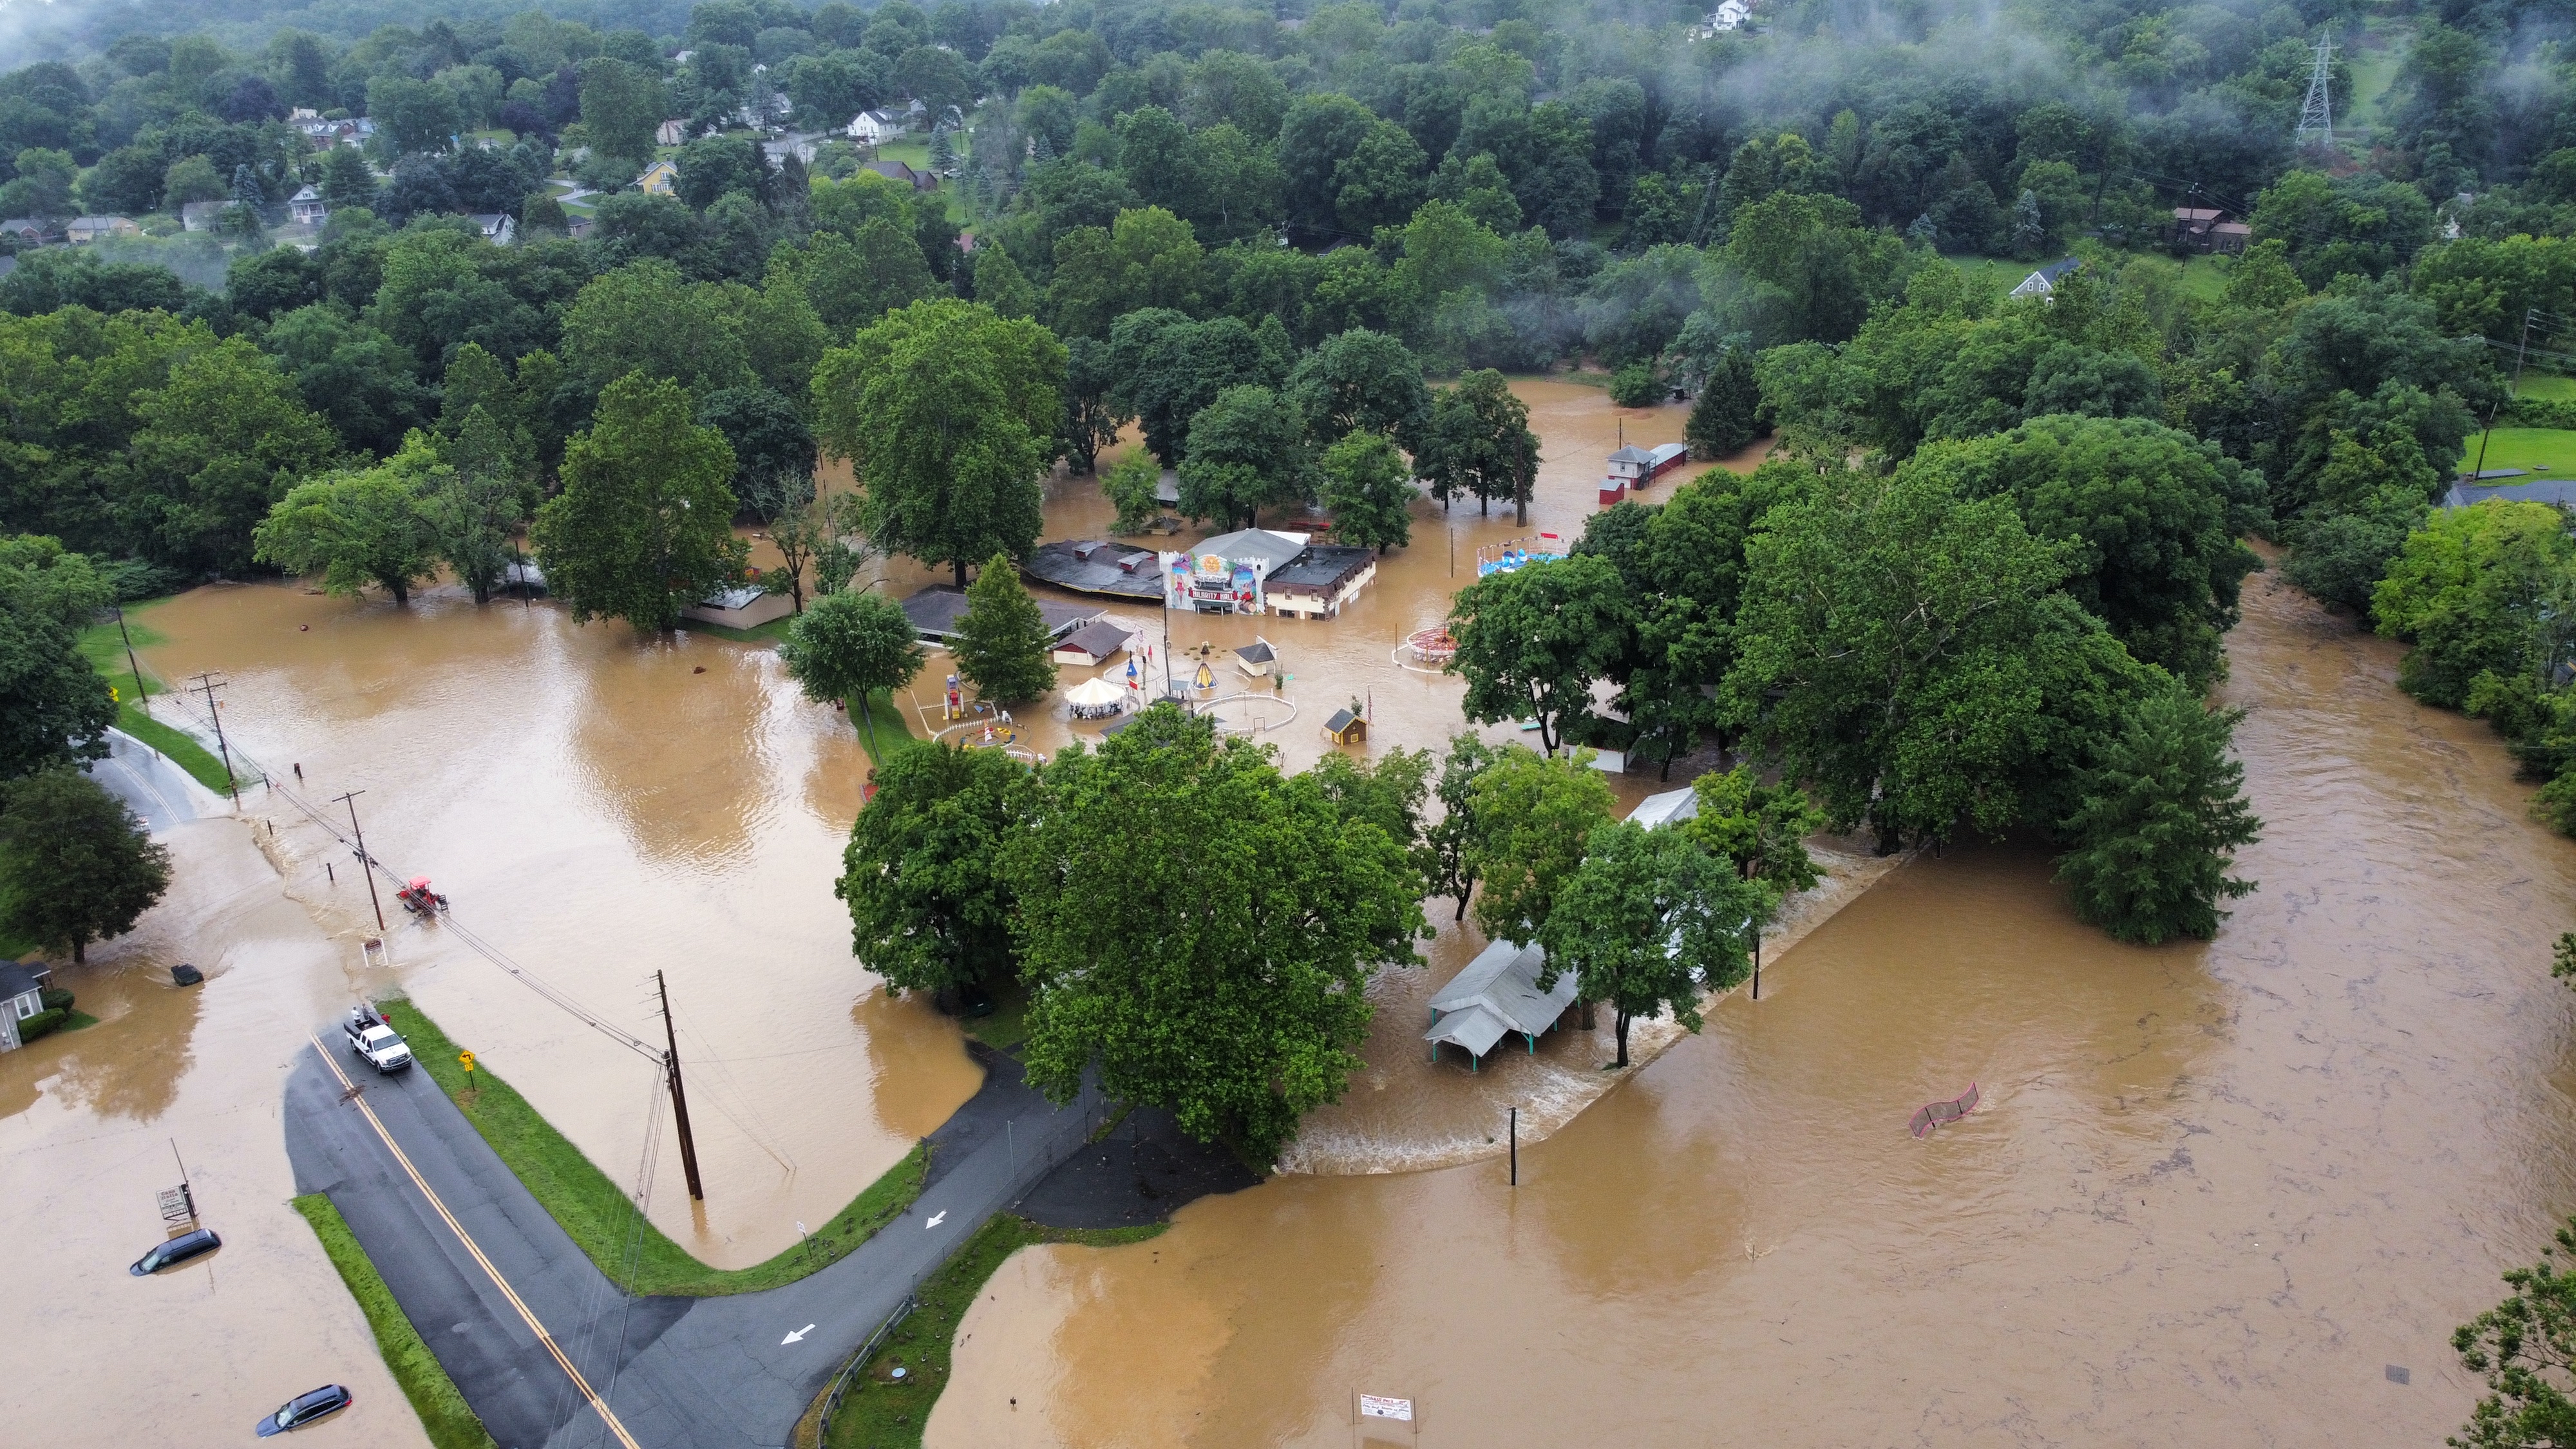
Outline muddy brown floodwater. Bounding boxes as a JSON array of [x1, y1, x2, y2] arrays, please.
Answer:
[[928, 570, 2576, 1446]]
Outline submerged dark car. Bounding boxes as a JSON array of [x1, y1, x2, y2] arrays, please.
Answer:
[[129, 1227, 220, 1274], [255, 1385, 352, 1436]]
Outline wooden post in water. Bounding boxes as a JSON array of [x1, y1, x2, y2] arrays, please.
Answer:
[[1508, 1106, 1517, 1186], [658, 971, 706, 1201]]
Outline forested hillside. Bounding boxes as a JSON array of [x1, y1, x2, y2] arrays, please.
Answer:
[[0, 0, 2573, 871]]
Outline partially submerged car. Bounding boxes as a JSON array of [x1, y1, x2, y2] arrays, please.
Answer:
[[255, 1384, 352, 1435], [129, 1226, 220, 1275]]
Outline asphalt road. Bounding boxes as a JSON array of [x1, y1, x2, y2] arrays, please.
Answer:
[[286, 1035, 1104, 1449], [88, 726, 221, 831]]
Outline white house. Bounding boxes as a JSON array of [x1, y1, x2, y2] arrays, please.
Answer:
[[468, 213, 516, 246], [656, 118, 688, 146], [2010, 256, 2083, 301], [847, 109, 903, 144], [0, 959, 50, 1053], [681, 584, 791, 631], [287, 185, 327, 225]]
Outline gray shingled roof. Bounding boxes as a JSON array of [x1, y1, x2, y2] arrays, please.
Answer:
[[1425, 940, 1577, 1057]]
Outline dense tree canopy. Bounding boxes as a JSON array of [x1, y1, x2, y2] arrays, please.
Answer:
[[0, 768, 171, 963], [530, 372, 743, 632]]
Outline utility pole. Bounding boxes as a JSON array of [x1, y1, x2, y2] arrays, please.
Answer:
[[117, 606, 149, 715], [187, 672, 240, 804], [2472, 308, 2545, 484], [1752, 927, 1763, 1000], [657, 971, 706, 1201], [2297, 26, 2336, 149], [333, 790, 386, 932], [1508, 1106, 1518, 1186]]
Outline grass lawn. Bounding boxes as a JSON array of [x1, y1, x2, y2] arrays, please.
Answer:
[[381, 998, 929, 1296], [73, 600, 242, 796], [2517, 374, 2576, 402], [811, 1215, 1163, 1449], [0, 923, 33, 958], [2462, 428, 2576, 478], [291, 1193, 499, 1449], [871, 139, 967, 224], [958, 979, 1031, 1054]]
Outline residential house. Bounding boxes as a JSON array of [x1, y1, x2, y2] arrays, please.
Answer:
[[65, 216, 140, 243], [468, 213, 516, 246], [898, 585, 1098, 643], [656, 118, 689, 146], [637, 160, 679, 196], [0, 217, 59, 246], [847, 109, 903, 144], [287, 185, 327, 225], [860, 159, 940, 193], [1051, 618, 1138, 667], [2170, 207, 2248, 254], [681, 584, 791, 631], [0, 959, 51, 1054], [2009, 256, 2082, 301]]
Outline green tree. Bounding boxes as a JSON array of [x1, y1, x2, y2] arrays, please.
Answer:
[[770, 488, 873, 606], [1317, 430, 1413, 554], [1463, 743, 1616, 945], [1723, 468, 2148, 851], [425, 410, 527, 606], [770, 222, 937, 339], [1685, 347, 1760, 459], [125, 337, 340, 574], [1177, 384, 1307, 529], [1284, 328, 1430, 451], [813, 299, 1065, 589], [779, 587, 924, 733], [1004, 705, 1423, 1166], [2053, 687, 2261, 944], [2452, 1214, 2576, 1449], [1045, 206, 1207, 340], [1416, 369, 1539, 521], [1540, 820, 1768, 1068], [531, 374, 746, 632], [0, 536, 114, 630], [1447, 554, 1631, 757], [1426, 733, 1497, 922], [0, 769, 171, 963], [0, 602, 113, 782], [252, 442, 444, 606], [1682, 764, 1826, 894], [561, 260, 757, 397], [1059, 335, 1128, 476], [579, 57, 665, 166], [837, 740, 1025, 1000], [367, 75, 462, 156], [973, 243, 1037, 320], [1101, 451, 1162, 535], [2371, 501, 2576, 711], [694, 386, 816, 518], [1916, 414, 2266, 690], [951, 552, 1057, 703]]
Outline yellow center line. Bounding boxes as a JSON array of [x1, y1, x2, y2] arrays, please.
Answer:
[[309, 1037, 646, 1449]]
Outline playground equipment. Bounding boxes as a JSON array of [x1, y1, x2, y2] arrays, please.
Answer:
[[1475, 533, 1566, 577], [1909, 1083, 1980, 1139]]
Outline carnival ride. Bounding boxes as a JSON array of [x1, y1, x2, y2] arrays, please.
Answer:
[[1392, 625, 1457, 676]]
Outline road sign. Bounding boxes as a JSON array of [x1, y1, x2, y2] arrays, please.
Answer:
[[1358, 1396, 1412, 1422], [459, 1050, 475, 1071]]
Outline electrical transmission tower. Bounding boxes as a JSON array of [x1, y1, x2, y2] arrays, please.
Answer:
[[2297, 26, 2336, 147]]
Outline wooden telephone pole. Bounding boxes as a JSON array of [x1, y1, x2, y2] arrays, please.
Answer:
[[332, 790, 386, 932], [656, 971, 705, 1201], [187, 672, 240, 804]]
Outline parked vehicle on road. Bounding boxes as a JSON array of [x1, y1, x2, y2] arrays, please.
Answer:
[[343, 1003, 412, 1074], [129, 1227, 220, 1275], [255, 1385, 352, 1435]]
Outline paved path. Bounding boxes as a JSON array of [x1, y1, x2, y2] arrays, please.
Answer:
[[87, 726, 225, 831], [286, 1036, 1103, 1449]]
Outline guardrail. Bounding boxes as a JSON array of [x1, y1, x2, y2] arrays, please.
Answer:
[[813, 1292, 916, 1446]]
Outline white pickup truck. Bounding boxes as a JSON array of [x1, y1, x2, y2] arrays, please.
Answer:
[[343, 1005, 413, 1074]]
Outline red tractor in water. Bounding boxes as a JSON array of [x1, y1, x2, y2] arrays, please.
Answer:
[[395, 876, 448, 916]]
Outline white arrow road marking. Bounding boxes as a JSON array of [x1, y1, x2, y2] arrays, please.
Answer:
[[925, 1210, 947, 1229], [782, 1325, 815, 1345]]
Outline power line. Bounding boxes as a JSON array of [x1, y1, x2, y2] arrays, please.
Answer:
[[2298, 25, 2337, 148]]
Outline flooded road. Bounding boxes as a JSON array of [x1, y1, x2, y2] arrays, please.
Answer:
[[927, 570, 2576, 1446], [122, 583, 984, 1267]]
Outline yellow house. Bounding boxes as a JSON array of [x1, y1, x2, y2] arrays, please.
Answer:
[[637, 160, 678, 196]]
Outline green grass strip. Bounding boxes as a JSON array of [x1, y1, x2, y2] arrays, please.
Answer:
[[290, 1193, 499, 1449], [73, 603, 242, 796], [848, 688, 918, 768], [379, 998, 929, 1296], [811, 1215, 1165, 1449]]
